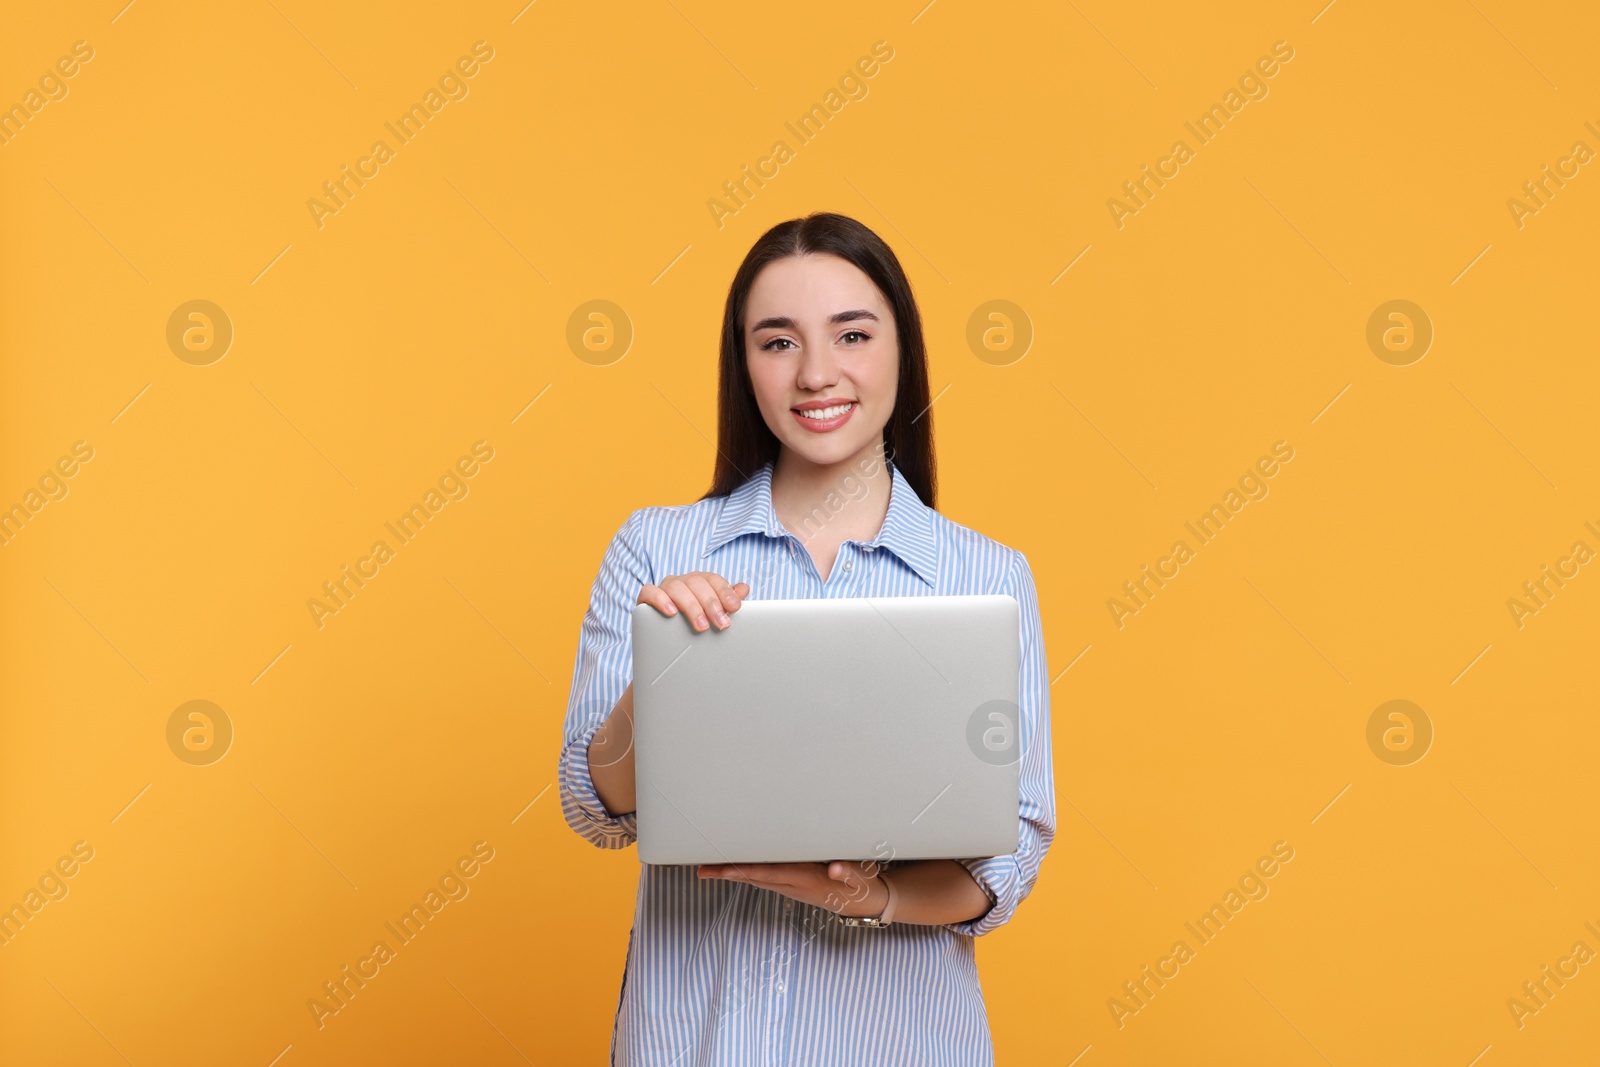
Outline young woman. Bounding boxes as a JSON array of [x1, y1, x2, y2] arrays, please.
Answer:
[[558, 212, 1054, 1066]]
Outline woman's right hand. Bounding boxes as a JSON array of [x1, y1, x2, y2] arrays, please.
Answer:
[[637, 572, 750, 632]]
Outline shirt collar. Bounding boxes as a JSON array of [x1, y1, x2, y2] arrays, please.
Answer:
[[702, 459, 938, 587]]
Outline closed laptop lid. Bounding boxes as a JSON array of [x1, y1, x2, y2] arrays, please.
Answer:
[[631, 594, 1022, 865]]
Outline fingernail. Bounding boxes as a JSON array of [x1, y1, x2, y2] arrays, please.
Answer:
[[664, 604, 676, 615], [716, 612, 730, 625], [696, 616, 707, 630]]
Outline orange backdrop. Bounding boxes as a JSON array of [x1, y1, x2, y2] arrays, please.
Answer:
[[2, 1, 1597, 1063]]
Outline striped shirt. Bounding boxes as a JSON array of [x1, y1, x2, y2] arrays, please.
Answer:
[[558, 456, 1055, 1066]]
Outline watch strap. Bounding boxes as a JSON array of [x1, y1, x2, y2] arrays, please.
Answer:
[[876, 870, 899, 924], [839, 870, 898, 929]]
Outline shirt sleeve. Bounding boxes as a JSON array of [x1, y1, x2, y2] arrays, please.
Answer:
[[945, 548, 1056, 937], [557, 509, 652, 850]]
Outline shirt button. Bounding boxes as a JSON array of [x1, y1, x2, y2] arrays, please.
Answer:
[[843, 561, 854, 572], [776, 981, 786, 993], [863, 545, 876, 553]]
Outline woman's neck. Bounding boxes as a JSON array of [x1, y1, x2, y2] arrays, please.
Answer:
[[770, 442, 893, 549]]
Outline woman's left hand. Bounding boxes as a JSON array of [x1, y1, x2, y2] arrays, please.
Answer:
[[698, 860, 887, 916]]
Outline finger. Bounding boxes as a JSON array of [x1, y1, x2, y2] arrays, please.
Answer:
[[686, 574, 734, 629], [770, 862, 817, 880], [660, 577, 710, 631], [706, 574, 746, 614], [699, 864, 753, 879], [683, 575, 732, 629], [712, 862, 781, 885], [636, 584, 679, 617], [751, 862, 827, 889], [699, 862, 744, 880], [724, 870, 783, 890], [832, 863, 870, 889], [827, 862, 873, 900]]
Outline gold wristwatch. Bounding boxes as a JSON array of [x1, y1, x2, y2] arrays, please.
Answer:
[[839, 871, 898, 929]]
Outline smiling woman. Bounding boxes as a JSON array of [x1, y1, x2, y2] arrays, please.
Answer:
[[557, 212, 1055, 1066]]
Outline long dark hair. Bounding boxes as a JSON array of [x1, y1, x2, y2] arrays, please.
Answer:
[[702, 212, 937, 509]]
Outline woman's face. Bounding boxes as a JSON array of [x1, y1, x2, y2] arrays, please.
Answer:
[[743, 253, 900, 469]]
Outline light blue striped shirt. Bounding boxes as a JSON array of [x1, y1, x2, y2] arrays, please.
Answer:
[[558, 456, 1055, 1066]]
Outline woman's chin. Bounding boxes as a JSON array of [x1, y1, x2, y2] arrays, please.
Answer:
[[781, 434, 875, 468]]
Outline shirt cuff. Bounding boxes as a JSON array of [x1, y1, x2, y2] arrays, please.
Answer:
[[945, 855, 1019, 938], [558, 717, 637, 850]]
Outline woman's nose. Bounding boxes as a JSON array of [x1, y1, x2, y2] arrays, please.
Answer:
[[796, 344, 840, 391]]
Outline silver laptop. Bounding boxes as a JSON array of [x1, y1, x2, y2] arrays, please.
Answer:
[[631, 594, 1021, 865]]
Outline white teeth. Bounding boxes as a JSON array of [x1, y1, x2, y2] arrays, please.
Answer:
[[798, 403, 853, 420]]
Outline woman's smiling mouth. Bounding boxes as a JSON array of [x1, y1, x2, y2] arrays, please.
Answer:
[[791, 399, 857, 432]]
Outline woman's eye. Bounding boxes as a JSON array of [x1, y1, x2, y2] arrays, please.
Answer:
[[761, 337, 796, 352], [841, 330, 869, 344]]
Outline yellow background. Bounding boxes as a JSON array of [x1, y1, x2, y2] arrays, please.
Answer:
[[3, 0, 1597, 1063]]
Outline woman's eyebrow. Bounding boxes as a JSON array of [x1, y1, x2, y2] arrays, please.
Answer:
[[750, 309, 880, 331]]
